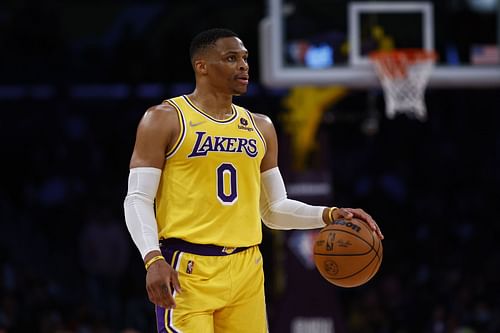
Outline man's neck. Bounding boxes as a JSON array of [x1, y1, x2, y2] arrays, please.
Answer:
[[187, 89, 234, 120]]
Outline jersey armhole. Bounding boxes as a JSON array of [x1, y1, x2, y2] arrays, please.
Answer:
[[244, 109, 267, 153], [164, 99, 186, 158]]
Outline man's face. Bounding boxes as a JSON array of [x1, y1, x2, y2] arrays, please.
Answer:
[[204, 37, 249, 95]]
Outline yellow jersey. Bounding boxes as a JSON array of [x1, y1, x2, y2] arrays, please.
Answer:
[[155, 96, 266, 247]]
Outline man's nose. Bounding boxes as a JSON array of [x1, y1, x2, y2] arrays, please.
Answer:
[[239, 59, 249, 71]]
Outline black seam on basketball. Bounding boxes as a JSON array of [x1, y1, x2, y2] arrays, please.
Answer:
[[313, 243, 382, 261], [372, 236, 383, 259], [359, 240, 382, 281], [365, 247, 382, 281], [328, 252, 380, 281], [313, 252, 372, 257], [314, 241, 382, 258], [318, 228, 374, 249], [368, 259, 382, 281], [367, 230, 382, 259], [364, 230, 382, 258]]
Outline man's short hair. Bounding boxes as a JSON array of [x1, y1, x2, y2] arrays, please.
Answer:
[[189, 28, 239, 62]]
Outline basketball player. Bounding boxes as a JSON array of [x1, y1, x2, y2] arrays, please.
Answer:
[[124, 28, 383, 332]]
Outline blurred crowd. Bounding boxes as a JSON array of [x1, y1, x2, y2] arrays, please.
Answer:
[[0, 98, 150, 332], [0, 1, 261, 85], [327, 89, 500, 333], [1, 1, 500, 333]]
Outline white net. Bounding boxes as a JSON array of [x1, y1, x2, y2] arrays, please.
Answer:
[[370, 50, 436, 121]]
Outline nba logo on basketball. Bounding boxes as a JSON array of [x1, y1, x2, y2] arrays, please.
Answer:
[[326, 232, 335, 251]]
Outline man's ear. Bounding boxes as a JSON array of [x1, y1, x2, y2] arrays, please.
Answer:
[[194, 59, 208, 75]]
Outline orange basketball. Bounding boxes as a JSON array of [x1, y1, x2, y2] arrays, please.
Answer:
[[313, 218, 383, 288]]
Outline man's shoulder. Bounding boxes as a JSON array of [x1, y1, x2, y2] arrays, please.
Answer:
[[240, 109, 274, 137], [249, 112, 273, 130], [140, 100, 181, 128], [147, 100, 177, 114], [234, 104, 271, 123], [250, 112, 272, 122], [143, 100, 181, 121]]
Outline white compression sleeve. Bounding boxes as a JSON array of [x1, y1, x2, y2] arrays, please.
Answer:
[[260, 167, 327, 230], [124, 167, 162, 259]]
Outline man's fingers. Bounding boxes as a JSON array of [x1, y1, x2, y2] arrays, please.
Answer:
[[148, 282, 163, 306], [365, 219, 383, 239], [146, 285, 155, 304], [171, 271, 182, 294], [372, 222, 384, 240], [147, 281, 176, 309], [157, 283, 175, 309], [345, 207, 370, 221], [332, 208, 353, 220], [147, 284, 166, 308], [145, 261, 180, 309], [163, 284, 177, 309], [159, 284, 177, 309], [345, 208, 384, 240]]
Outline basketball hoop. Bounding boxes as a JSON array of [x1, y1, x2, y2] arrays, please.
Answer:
[[369, 49, 437, 121]]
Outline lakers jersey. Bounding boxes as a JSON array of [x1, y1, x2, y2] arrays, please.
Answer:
[[155, 96, 267, 247]]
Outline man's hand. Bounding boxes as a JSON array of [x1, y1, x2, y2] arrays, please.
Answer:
[[144, 251, 182, 309], [331, 207, 384, 240]]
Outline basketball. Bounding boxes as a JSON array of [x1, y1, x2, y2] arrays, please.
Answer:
[[313, 218, 383, 288]]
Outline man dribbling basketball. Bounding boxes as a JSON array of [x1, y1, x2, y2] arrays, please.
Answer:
[[124, 28, 384, 332]]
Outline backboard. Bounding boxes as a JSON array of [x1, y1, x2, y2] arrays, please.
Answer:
[[259, 0, 500, 87]]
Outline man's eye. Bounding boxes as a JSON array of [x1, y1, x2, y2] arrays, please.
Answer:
[[227, 56, 236, 62]]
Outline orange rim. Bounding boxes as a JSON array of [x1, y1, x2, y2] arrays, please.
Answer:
[[369, 49, 437, 79], [369, 49, 437, 62]]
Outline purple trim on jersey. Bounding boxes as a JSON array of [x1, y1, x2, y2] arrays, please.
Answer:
[[165, 309, 179, 332], [165, 100, 186, 159], [160, 238, 253, 256], [244, 109, 267, 151], [155, 250, 181, 333], [155, 305, 167, 333], [182, 95, 237, 123]]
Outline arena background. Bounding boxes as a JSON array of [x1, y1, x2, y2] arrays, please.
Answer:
[[1, 1, 499, 332]]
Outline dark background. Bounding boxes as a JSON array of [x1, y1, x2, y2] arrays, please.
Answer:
[[1, 1, 500, 332]]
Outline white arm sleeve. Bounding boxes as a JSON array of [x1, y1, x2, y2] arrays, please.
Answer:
[[123, 167, 162, 259], [260, 167, 327, 230]]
